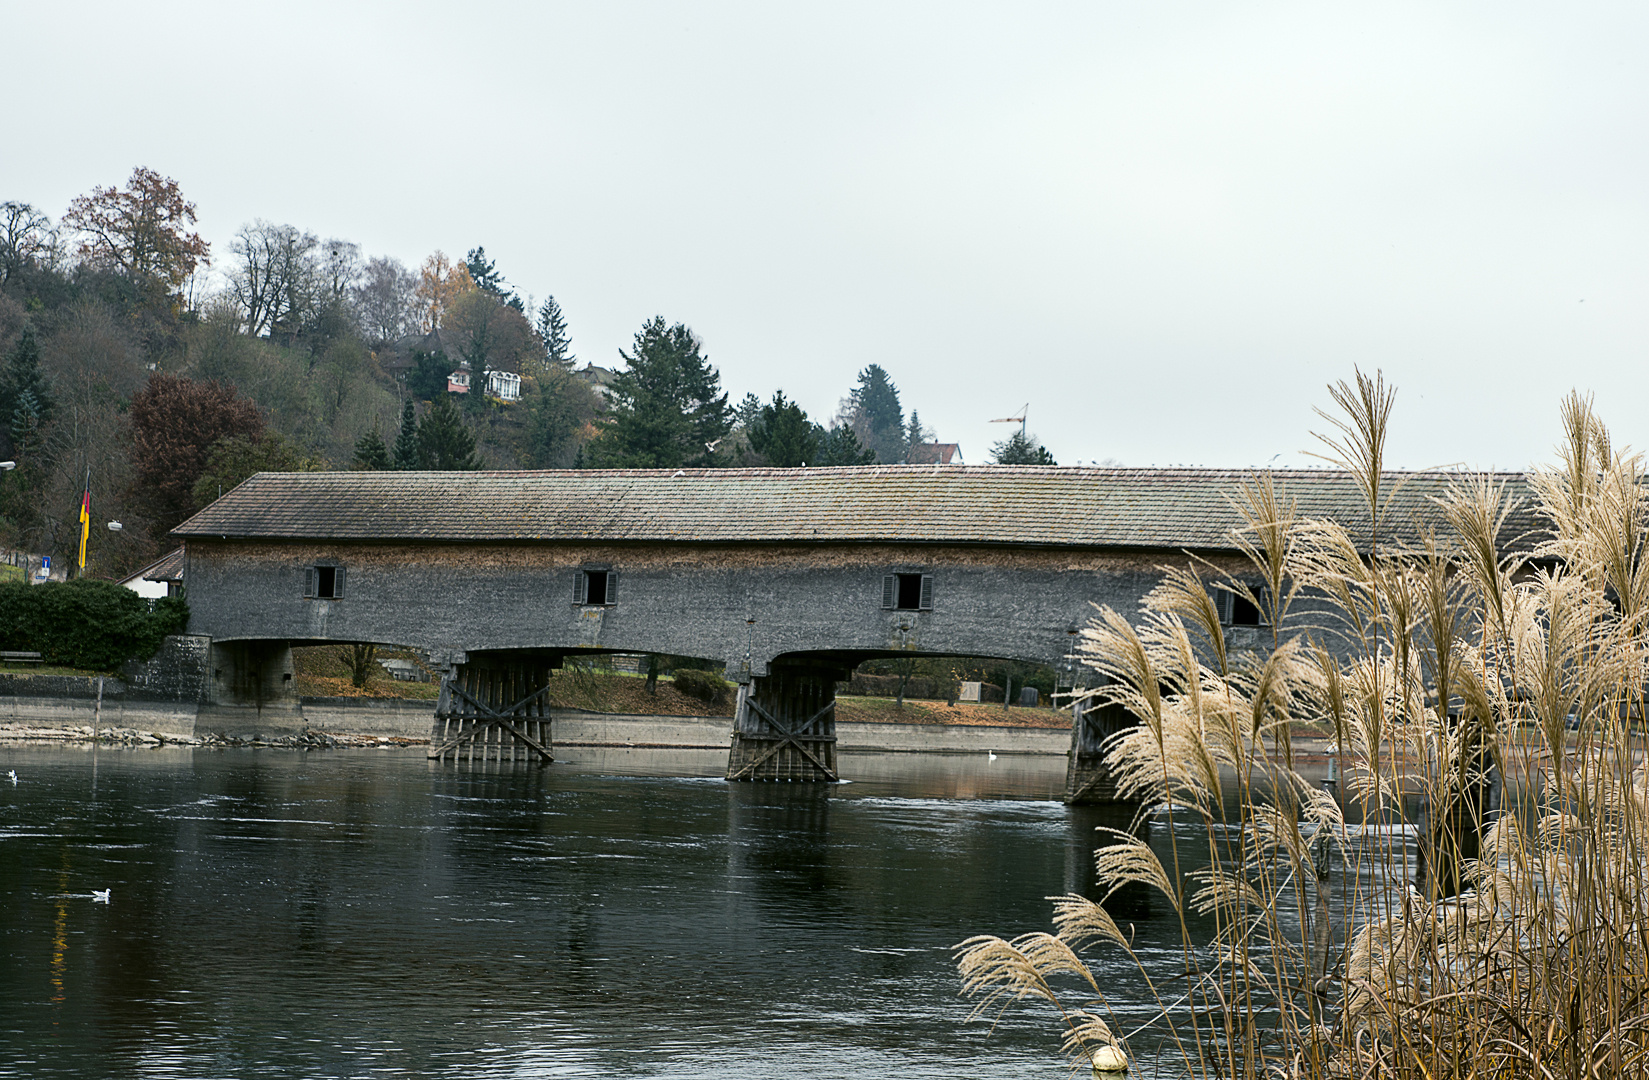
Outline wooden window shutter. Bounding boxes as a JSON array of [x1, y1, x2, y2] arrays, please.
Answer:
[[333, 566, 346, 599], [303, 567, 316, 598], [882, 575, 896, 609], [573, 570, 588, 605], [918, 574, 934, 611], [605, 570, 617, 605], [1215, 589, 1234, 625]]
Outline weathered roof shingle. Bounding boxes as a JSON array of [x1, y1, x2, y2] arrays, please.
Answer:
[[171, 466, 1542, 551]]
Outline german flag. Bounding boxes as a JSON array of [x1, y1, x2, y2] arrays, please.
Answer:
[[77, 489, 90, 571]]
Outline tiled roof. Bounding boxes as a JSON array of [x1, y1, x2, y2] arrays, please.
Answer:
[[120, 546, 186, 585], [906, 443, 962, 465], [171, 466, 1544, 552], [143, 546, 187, 581]]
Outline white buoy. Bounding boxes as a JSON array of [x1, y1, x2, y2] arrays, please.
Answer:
[[92, 889, 110, 903], [1092, 1045, 1129, 1074]]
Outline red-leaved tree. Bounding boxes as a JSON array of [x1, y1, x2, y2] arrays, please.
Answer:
[[129, 373, 264, 536]]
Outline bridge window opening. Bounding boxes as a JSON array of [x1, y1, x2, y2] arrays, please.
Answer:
[[575, 568, 616, 606], [1217, 585, 1268, 627], [883, 573, 933, 611], [304, 565, 345, 600]]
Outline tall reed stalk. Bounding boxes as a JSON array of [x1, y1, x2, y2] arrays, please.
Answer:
[[958, 374, 1649, 1079]]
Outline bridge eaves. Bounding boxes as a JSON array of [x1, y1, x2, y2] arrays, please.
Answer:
[[171, 465, 1541, 553]]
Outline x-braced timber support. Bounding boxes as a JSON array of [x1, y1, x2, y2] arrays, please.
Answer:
[[1063, 692, 1133, 804], [429, 663, 555, 765], [727, 662, 842, 782]]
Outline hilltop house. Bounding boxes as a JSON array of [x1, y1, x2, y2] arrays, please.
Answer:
[[573, 363, 619, 400], [906, 442, 963, 465], [446, 361, 522, 402]]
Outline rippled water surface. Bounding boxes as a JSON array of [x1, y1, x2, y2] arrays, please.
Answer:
[[0, 743, 1196, 1079]]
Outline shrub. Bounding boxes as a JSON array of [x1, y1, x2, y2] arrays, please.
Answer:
[[672, 667, 729, 706], [0, 579, 188, 670]]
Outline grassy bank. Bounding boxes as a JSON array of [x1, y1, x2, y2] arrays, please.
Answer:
[[289, 648, 1072, 726]]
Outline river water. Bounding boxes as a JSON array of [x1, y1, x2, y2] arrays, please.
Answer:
[[0, 742, 1227, 1079]]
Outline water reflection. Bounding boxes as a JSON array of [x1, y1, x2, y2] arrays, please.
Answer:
[[0, 743, 1131, 1080], [1065, 803, 1158, 922], [727, 782, 836, 906]]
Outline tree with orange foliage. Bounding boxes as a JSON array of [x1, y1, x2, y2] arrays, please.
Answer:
[[62, 167, 210, 295], [414, 251, 474, 332]]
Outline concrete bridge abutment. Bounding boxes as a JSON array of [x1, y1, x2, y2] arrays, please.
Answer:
[[197, 639, 305, 737]]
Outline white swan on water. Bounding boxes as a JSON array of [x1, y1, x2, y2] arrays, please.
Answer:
[[6, 770, 15, 784], [92, 889, 110, 903]]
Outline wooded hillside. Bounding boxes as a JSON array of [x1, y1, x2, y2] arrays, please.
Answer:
[[1, 168, 955, 578]]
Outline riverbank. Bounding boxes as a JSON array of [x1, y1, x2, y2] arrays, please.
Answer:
[[0, 692, 1081, 761], [0, 721, 424, 749], [0, 675, 1577, 777], [0, 654, 1077, 753]]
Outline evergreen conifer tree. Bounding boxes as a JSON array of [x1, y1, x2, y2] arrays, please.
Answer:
[[459, 335, 491, 416], [393, 400, 422, 469], [535, 296, 575, 373], [417, 395, 483, 470], [843, 364, 905, 463], [9, 389, 41, 461], [816, 424, 877, 466], [746, 391, 817, 467], [990, 430, 1057, 465], [734, 392, 763, 430], [906, 410, 932, 452], [464, 246, 507, 298], [0, 325, 53, 435], [353, 427, 393, 470], [518, 369, 600, 468], [587, 317, 732, 468]]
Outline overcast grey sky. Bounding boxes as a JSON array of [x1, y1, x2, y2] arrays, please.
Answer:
[[6, 2, 1647, 470]]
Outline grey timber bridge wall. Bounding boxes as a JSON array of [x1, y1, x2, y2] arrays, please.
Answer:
[[172, 465, 1537, 797]]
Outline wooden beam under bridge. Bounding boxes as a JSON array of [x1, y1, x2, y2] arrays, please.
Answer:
[[429, 660, 555, 765]]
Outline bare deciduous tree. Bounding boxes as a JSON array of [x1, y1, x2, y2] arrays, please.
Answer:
[[317, 239, 362, 305], [353, 256, 418, 346], [227, 220, 318, 339], [0, 202, 56, 283]]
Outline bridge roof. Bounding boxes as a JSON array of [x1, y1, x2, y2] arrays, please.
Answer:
[[172, 466, 1542, 552]]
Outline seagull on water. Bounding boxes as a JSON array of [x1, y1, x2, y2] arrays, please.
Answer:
[[92, 889, 110, 903], [6, 770, 14, 785]]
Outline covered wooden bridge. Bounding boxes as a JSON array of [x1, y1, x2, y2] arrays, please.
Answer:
[[171, 465, 1535, 799]]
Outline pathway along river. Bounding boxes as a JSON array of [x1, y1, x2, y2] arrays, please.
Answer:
[[0, 743, 1352, 1078]]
